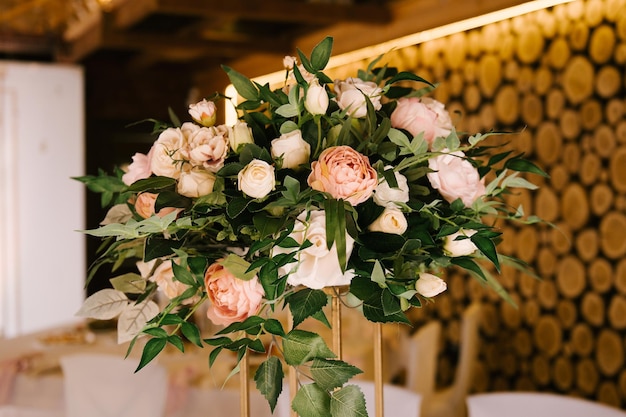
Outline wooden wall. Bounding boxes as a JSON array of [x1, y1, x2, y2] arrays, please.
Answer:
[[332, 0, 626, 409]]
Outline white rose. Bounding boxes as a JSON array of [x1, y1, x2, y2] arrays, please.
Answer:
[[305, 79, 329, 115], [150, 127, 186, 179], [177, 168, 216, 198], [283, 56, 297, 70], [271, 129, 311, 170], [444, 229, 478, 257], [229, 121, 254, 152], [238, 159, 275, 199], [274, 210, 355, 289], [368, 207, 408, 235], [373, 167, 410, 208], [188, 99, 217, 127], [415, 273, 447, 298], [334, 77, 383, 118]]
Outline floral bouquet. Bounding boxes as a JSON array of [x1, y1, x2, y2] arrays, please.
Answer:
[[75, 37, 543, 416]]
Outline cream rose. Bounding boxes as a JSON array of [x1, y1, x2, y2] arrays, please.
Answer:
[[271, 129, 311, 170], [390, 97, 439, 146], [368, 207, 408, 235], [122, 148, 153, 186], [177, 168, 216, 198], [274, 210, 355, 289], [305, 79, 329, 115], [150, 127, 186, 179], [134, 192, 178, 219], [334, 77, 383, 118], [415, 273, 447, 298], [427, 150, 486, 207], [150, 260, 199, 305], [307, 145, 377, 206], [373, 168, 410, 208], [204, 262, 264, 326], [187, 125, 229, 173], [444, 229, 478, 257], [188, 99, 217, 127], [238, 159, 275, 199], [283, 56, 297, 70], [229, 121, 254, 152]]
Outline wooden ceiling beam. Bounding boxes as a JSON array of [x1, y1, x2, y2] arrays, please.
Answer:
[[155, 0, 392, 24]]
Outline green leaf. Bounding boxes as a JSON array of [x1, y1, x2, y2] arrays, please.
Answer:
[[330, 385, 368, 417], [167, 335, 185, 353], [136, 337, 167, 372], [283, 329, 335, 366], [292, 383, 331, 417], [381, 289, 403, 316], [311, 359, 363, 391], [310, 36, 333, 71], [324, 199, 348, 273], [253, 213, 284, 239], [471, 234, 500, 272], [208, 347, 223, 367], [181, 322, 203, 347], [222, 65, 259, 101], [109, 273, 146, 294], [172, 262, 195, 286], [254, 356, 284, 412], [219, 254, 257, 281], [286, 288, 328, 327], [264, 319, 286, 336], [505, 157, 549, 177], [227, 197, 253, 218], [386, 71, 434, 87], [127, 176, 177, 193]]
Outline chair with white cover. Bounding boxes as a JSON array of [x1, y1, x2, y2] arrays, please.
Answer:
[[60, 353, 168, 417], [466, 392, 626, 417], [405, 320, 442, 398], [420, 302, 483, 417]]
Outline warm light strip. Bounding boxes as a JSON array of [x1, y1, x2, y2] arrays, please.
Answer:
[[225, 0, 574, 124]]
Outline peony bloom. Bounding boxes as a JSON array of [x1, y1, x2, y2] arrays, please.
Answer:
[[186, 125, 229, 173], [390, 97, 439, 147], [122, 148, 153, 186], [334, 78, 383, 118], [427, 150, 486, 207], [373, 167, 410, 208], [150, 260, 199, 305], [177, 168, 216, 198], [444, 229, 478, 257], [228, 121, 254, 152], [150, 128, 186, 179], [368, 207, 408, 235], [271, 129, 311, 170], [204, 262, 264, 326], [308, 145, 377, 206], [238, 159, 275, 199], [134, 192, 179, 219], [188, 99, 217, 127], [415, 273, 447, 298], [305, 79, 329, 115], [274, 210, 355, 289]]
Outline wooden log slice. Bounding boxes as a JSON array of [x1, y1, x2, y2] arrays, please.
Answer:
[[620, 370, 626, 399], [501, 297, 522, 329], [606, 0, 626, 22], [549, 164, 569, 191], [538, 280, 558, 310], [588, 258, 614, 294], [581, 292, 605, 327], [533, 315, 562, 357], [600, 211, 626, 259], [551, 222, 573, 254], [582, 100, 603, 132], [524, 299, 541, 326], [556, 255, 586, 299], [597, 382, 621, 409], [615, 42, 626, 65], [516, 66, 535, 94], [433, 80, 451, 105], [609, 147, 626, 192], [548, 37, 571, 69], [516, 227, 539, 263], [533, 66, 553, 96], [478, 54, 502, 98], [576, 358, 600, 395], [596, 329, 625, 376], [535, 122, 562, 166], [580, 153, 601, 186], [498, 34, 516, 62], [553, 4, 570, 35], [467, 30, 482, 58], [449, 71, 464, 97], [534, 187, 559, 222], [575, 228, 599, 263], [584, 0, 605, 27], [535, 9, 557, 39], [504, 60, 519, 81], [608, 294, 626, 329], [514, 328, 533, 358], [605, 98, 625, 126], [521, 93, 543, 127], [592, 124, 617, 158], [480, 303, 499, 337], [448, 273, 466, 302], [556, 299, 578, 329], [619, 8, 626, 39], [590, 24, 617, 64], [571, 323, 595, 357], [537, 247, 557, 279], [481, 24, 502, 53], [566, 0, 585, 20], [511, 129, 533, 155], [516, 24, 545, 64], [560, 183, 590, 230], [559, 109, 581, 141], [617, 120, 626, 144], [553, 356, 574, 391], [478, 103, 495, 131], [493, 85, 520, 125], [463, 83, 481, 112], [472, 361, 489, 393], [569, 21, 590, 51], [443, 32, 468, 70], [546, 88, 565, 119], [563, 143, 581, 173], [563, 56, 595, 104], [596, 65, 622, 98], [532, 355, 552, 386], [617, 259, 626, 296]]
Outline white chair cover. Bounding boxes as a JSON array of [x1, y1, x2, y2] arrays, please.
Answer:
[[406, 320, 441, 397], [467, 392, 626, 417], [60, 353, 168, 417]]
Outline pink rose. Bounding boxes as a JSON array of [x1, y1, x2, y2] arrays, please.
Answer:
[[204, 262, 264, 326], [122, 148, 153, 186], [186, 125, 229, 173], [307, 145, 377, 206], [134, 192, 179, 219], [149, 260, 199, 305], [390, 97, 439, 146], [427, 151, 486, 207], [421, 97, 454, 139]]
